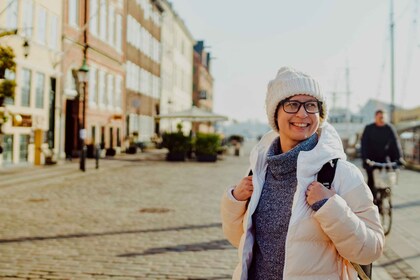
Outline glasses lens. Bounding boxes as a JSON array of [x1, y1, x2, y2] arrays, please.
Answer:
[[283, 101, 300, 113], [304, 101, 319, 113], [283, 101, 320, 114]]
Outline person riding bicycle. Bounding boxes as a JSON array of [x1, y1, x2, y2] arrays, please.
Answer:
[[361, 109, 404, 201]]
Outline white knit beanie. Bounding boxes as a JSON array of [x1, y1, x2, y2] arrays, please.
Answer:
[[265, 67, 328, 132]]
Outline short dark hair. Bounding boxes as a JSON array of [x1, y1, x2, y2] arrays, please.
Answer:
[[375, 109, 384, 116]]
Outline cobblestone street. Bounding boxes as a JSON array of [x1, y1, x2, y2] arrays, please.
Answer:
[[0, 152, 245, 280], [0, 145, 420, 279]]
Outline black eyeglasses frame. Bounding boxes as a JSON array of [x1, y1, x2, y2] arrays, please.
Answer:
[[280, 100, 322, 114]]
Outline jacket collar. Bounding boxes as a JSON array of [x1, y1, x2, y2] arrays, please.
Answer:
[[250, 122, 346, 177]]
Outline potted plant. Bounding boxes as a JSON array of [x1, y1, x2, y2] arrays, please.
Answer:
[[194, 132, 221, 162], [161, 131, 190, 161], [0, 46, 16, 106]]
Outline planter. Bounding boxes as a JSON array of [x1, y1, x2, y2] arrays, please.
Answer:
[[126, 145, 137, 154], [45, 156, 57, 165], [87, 144, 95, 158], [106, 148, 116, 156], [166, 152, 186, 161], [196, 154, 217, 162]]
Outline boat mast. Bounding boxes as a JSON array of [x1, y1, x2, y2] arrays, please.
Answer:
[[390, 0, 395, 123]]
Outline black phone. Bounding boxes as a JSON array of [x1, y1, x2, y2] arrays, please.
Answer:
[[248, 170, 253, 176]]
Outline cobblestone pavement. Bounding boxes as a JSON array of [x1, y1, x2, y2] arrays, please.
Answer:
[[0, 151, 243, 280], [0, 145, 420, 279]]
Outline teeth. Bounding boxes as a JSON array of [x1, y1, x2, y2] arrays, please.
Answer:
[[293, 123, 308, 127]]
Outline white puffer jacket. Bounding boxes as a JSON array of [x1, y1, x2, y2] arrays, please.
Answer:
[[221, 122, 384, 280]]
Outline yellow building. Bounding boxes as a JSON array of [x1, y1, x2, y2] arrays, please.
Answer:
[[0, 0, 62, 166]]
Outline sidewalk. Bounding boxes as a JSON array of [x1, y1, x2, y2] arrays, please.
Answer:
[[0, 149, 167, 190]]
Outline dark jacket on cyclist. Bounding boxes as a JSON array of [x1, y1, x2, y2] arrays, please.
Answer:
[[361, 112, 403, 200], [361, 123, 402, 168]]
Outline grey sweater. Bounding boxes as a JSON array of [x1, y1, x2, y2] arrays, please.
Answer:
[[248, 134, 318, 279]]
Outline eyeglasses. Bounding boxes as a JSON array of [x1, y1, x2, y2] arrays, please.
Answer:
[[282, 100, 321, 114]]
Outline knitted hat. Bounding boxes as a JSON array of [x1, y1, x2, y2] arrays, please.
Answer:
[[265, 67, 328, 132]]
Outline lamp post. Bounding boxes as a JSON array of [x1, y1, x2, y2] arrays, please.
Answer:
[[22, 39, 30, 58], [77, 59, 89, 171]]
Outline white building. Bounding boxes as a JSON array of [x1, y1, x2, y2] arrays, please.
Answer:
[[159, 0, 194, 134]]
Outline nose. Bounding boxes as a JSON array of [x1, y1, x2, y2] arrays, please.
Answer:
[[295, 104, 308, 117]]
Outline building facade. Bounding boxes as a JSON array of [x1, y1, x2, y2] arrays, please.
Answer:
[[159, 0, 194, 134], [125, 0, 163, 144], [192, 40, 214, 132], [0, 0, 63, 166], [1, 0, 218, 166], [61, 0, 125, 159]]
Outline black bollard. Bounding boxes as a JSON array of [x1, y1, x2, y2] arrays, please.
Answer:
[[95, 144, 100, 169]]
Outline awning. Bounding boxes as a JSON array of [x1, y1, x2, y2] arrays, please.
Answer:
[[155, 106, 228, 122]]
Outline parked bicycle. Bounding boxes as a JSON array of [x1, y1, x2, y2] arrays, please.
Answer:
[[366, 159, 400, 236]]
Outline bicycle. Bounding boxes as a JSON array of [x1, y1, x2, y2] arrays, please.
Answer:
[[366, 159, 399, 236]]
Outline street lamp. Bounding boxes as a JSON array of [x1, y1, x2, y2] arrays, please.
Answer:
[[77, 59, 89, 171], [22, 39, 30, 58]]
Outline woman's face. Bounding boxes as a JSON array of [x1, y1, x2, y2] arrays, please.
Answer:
[[276, 94, 320, 152]]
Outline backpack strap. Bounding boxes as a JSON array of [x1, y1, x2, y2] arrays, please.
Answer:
[[317, 158, 372, 280], [317, 158, 339, 189]]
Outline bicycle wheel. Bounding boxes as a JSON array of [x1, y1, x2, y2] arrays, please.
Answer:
[[377, 188, 392, 236]]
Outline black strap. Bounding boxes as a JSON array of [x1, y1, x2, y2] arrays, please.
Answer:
[[317, 158, 339, 189], [317, 158, 372, 279]]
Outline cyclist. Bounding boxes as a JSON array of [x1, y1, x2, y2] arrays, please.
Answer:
[[361, 109, 403, 201]]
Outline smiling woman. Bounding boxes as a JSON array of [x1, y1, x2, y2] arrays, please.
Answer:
[[221, 66, 384, 280]]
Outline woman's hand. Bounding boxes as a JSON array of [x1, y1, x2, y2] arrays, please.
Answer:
[[305, 181, 336, 206], [232, 176, 253, 201]]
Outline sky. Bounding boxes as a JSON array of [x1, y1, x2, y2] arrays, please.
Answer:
[[169, 0, 420, 123]]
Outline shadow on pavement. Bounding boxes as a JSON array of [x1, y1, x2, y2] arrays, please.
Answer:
[[117, 239, 233, 257], [380, 252, 420, 268], [0, 223, 221, 244], [393, 200, 420, 210]]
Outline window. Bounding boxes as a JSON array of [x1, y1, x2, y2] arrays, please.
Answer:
[[37, 6, 47, 44], [22, 0, 34, 38], [49, 14, 59, 49], [88, 66, 97, 105], [139, 115, 153, 142], [2, 135, 13, 164], [108, 5, 115, 46], [21, 68, 32, 107], [115, 75, 122, 109], [139, 68, 145, 93], [35, 72, 45, 108], [6, 0, 18, 29], [68, 0, 79, 27], [98, 70, 105, 106], [107, 74, 114, 108], [99, 0, 107, 40], [116, 14, 122, 51], [126, 16, 132, 45], [89, 0, 98, 35], [19, 135, 30, 163]]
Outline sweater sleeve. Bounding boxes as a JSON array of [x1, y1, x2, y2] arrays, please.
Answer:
[[220, 189, 248, 248], [313, 184, 384, 265]]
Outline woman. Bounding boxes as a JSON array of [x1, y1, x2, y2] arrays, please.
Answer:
[[221, 67, 384, 279]]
